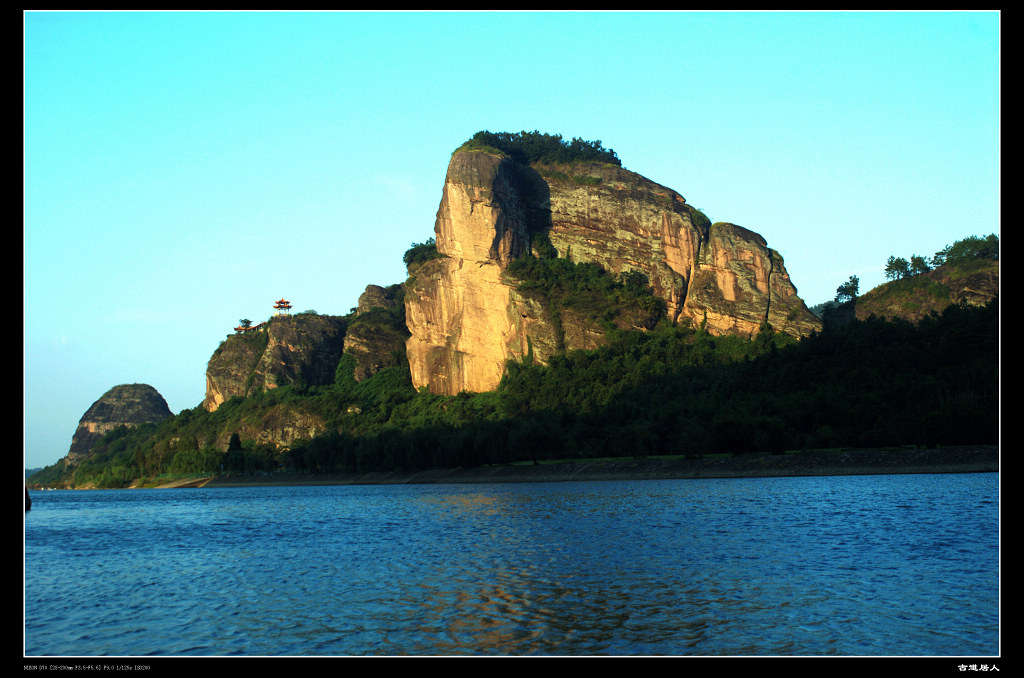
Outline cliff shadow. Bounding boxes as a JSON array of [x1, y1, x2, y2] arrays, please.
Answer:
[[511, 163, 555, 253]]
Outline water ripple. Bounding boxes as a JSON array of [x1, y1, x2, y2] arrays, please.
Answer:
[[25, 474, 999, 656]]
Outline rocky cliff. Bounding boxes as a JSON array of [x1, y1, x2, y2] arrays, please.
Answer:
[[344, 284, 410, 382], [65, 383, 173, 466], [204, 313, 348, 411], [405, 147, 821, 395]]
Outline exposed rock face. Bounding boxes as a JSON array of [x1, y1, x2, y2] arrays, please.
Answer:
[[344, 284, 410, 382], [943, 262, 1000, 308], [66, 384, 173, 466], [541, 163, 820, 337], [684, 222, 821, 337], [405, 149, 821, 395], [204, 314, 347, 411], [229, 405, 327, 450], [356, 284, 400, 315], [404, 151, 532, 395]]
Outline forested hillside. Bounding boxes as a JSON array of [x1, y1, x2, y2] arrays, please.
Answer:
[[29, 286, 997, 488]]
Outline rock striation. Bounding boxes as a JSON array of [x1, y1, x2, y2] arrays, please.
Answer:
[[405, 147, 821, 395], [66, 384, 173, 466]]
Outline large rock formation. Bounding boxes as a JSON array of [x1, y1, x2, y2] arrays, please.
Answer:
[[683, 221, 820, 337], [405, 147, 821, 395], [539, 162, 819, 337], [66, 384, 173, 466], [204, 313, 347, 411], [356, 284, 401, 315], [403, 150, 533, 395]]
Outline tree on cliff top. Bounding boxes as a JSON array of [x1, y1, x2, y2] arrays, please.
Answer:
[[835, 275, 859, 303], [461, 130, 622, 167], [885, 256, 911, 281], [931, 233, 999, 267]]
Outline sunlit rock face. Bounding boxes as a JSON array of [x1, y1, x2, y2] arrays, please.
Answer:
[[682, 222, 822, 338], [405, 148, 821, 395], [404, 151, 530, 396]]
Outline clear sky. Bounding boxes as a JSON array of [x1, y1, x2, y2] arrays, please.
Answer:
[[24, 11, 1000, 469]]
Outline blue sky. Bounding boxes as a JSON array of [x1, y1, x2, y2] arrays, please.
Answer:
[[24, 11, 1000, 469]]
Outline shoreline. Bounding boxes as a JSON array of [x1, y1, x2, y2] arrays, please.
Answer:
[[183, 446, 997, 489]]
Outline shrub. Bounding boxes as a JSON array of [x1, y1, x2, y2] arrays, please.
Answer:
[[403, 238, 443, 268]]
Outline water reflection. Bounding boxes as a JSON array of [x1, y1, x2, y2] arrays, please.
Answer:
[[25, 474, 998, 656]]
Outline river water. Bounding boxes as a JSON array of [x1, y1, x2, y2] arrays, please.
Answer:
[[23, 473, 999, 656]]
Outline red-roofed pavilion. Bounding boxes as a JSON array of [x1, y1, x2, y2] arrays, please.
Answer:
[[273, 298, 292, 315]]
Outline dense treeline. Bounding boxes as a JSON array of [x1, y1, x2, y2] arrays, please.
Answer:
[[31, 292, 997, 488], [883, 233, 998, 282], [284, 298, 998, 474], [934, 233, 999, 265], [459, 130, 622, 167]]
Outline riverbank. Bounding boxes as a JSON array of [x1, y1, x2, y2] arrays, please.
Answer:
[[192, 445, 998, 489]]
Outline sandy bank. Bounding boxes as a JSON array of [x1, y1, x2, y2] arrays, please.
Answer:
[[194, 446, 998, 489]]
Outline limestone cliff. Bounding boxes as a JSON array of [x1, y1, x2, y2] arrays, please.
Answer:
[[539, 162, 819, 337], [405, 147, 821, 395], [356, 284, 401, 315], [403, 150, 535, 395], [204, 313, 347, 411], [66, 384, 173, 466]]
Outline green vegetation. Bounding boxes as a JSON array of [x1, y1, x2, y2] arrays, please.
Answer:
[[536, 167, 605, 186], [403, 238, 444, 268], [834, 275, 860, 303], [505, 244, 668, 344], [30, 230, 998, 489], [932, 233, 999, 267], [457, 130, 622, 167], [886, 234, 998, 281], [817, 233, 999, 317], [30, 294, 996, 488], [875, 272, 954, 307]]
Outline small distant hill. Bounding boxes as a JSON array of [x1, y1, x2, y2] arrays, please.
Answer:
[[65, 384, 174, 467], [27, 384, 173, 488], [853, 258, 998, 323], [824, 235, 998, 326]]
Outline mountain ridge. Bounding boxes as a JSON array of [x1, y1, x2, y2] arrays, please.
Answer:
[[27, 132, 999, 488]]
